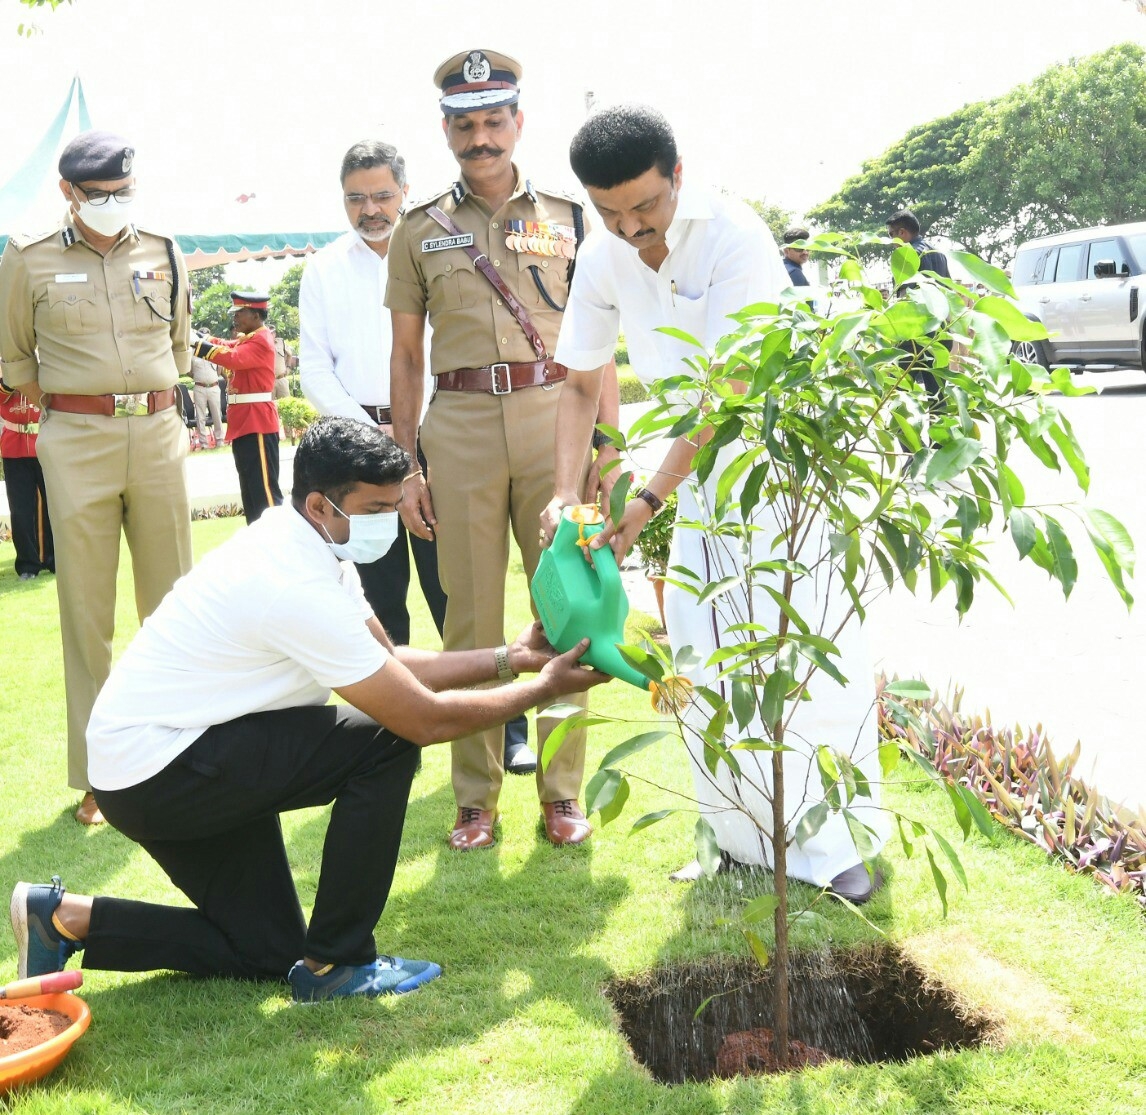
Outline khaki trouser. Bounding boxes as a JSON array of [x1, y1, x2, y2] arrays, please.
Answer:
[[37, 406, 193, 790], [420, 382, 589, 812]]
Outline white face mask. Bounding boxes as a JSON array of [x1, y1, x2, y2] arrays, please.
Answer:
[[321, 496, 400, 565], [71, 191, 134, 237]]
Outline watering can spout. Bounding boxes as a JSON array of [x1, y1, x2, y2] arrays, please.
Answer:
[[530, 506, 651, 690]]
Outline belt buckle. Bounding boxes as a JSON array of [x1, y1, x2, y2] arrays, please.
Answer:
[[113, 393, 149, 417], [489, 363, 511, 395]]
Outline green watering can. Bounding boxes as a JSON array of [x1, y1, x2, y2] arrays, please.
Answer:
[[531, 505, 650, 691]]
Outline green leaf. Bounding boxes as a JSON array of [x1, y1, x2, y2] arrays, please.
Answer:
[[697, 574, 744, 606], [731, 678, 756, 732], [956, 784, 996, 838], [843, 809, 881, 861], [890, 244, 920, 288], [598, 730, 674, 770], [654, 325, 706, 349], [973, 296, 1047, 340], [695, 817, 722, 875], [1045, 515, 1078, 599], [925, 438, 981, 484], [932, 829, 970, 890], [598, 774, 630, 826], [1084, 507, 1135, 575], [950, 250, 1017, 298], [924, 845, 950, 917], [1009, 508, 1037, 558], [794, 801, 830, 847], [873, 299, 941, 341], [585, 768, 623, 816], [883, 679, 932, 699], [629, 809, 675, 833], [761, 669, 789, 731], [742, 929, 770, 969], [608, 469, 634, 534], [1047, 420, 1089, 494], [879, 739, 901, 778], [742, 895, 780, 924]]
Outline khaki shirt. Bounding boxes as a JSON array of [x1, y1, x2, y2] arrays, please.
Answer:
[[385, 166, 583, 374], [0, 216, 191, 394]]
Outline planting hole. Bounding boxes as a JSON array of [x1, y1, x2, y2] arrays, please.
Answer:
[[606, 942, 992, 1081]]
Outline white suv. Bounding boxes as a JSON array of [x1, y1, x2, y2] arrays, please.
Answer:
[[1011, 221, 1146, 370]]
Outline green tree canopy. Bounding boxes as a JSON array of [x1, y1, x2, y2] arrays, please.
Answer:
[[744, 198, 795, 246], [189, 265, 227, 302], [268, 262, 305, 342], [808, 43, 1146, 263], [191, 281, 238, 338]]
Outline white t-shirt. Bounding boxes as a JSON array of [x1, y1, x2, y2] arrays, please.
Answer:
[[87, 504, 390, 791], [555, 185, 789, 383], [299, 231, 431, 423]]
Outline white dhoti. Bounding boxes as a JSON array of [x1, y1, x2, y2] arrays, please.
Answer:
[[663, 450, 887, 887]]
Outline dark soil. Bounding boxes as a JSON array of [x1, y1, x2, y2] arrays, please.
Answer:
[[0, 1004, 72, 1056], [607, 942, 992, 1082]]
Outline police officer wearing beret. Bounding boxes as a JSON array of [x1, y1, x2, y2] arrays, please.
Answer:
[[194, 292, 283, 523], [386, 50, 618, 851], [0, 130, 193, 824]]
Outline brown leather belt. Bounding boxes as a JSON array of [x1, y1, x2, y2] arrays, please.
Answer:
[[361, 404, 392, 423], [434, 360, 566, 395], [45, 387, 179, 418]]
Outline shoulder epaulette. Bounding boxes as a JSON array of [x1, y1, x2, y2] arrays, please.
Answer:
[[406, 184, 460, 212], [7, 228, 58, 252], [530, 183, 580, 204]]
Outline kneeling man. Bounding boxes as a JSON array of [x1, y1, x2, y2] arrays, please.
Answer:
[[12, 417, 605, 1002]]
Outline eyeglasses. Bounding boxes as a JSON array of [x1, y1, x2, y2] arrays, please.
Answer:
[[72, 183, 136, 206], [344, 191, 400, 206]]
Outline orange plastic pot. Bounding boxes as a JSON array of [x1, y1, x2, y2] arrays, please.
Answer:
[[0, 993, 90, 1095]]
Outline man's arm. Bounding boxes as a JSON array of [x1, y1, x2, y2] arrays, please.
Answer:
[[389, 309, 434, 539], [0, 244, 41, 396], [541, 365, 604, 541], [170, 244, 192, 376], [298, 265, 379, 425]]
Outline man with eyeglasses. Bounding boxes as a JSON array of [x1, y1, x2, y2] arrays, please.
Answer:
[[782, 227, 811, 287], [0, 130, 193, 826]]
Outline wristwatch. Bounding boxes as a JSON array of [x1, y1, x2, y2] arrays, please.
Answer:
[[494, 644, 517, 681], [591, 428, 611, 450], [632, 488, 664, 515]]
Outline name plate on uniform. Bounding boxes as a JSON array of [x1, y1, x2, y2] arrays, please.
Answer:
[[55, 273, 88, 283], [421, 233, 474, 253]]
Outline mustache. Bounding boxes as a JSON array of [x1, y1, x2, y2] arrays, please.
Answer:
[[357, 214, 392, 226], [460, 145, 503, 160]]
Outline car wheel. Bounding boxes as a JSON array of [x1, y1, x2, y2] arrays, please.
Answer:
[[1011, 338, 1049, 369]]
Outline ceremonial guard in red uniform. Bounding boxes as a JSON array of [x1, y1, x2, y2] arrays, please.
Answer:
[[1, 383, 54, 579], [195, 291, 282, 523]]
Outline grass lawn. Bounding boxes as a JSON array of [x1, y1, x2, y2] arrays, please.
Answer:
[[1, 519, 1145, 1113]]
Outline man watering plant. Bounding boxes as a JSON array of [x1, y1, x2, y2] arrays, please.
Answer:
[[542, 104, 887, 902]]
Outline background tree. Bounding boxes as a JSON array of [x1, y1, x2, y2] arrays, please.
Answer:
[[191, 281, 237, 338], [745, 198, 795, 247], [268, 262, 305, 342], [955, 42, 1146, 260], [807, 104, 985, 249], [189, 265, 227, 302]]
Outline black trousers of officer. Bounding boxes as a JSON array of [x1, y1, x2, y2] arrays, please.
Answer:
[[231, 431, 283, 524], [3, 455, 54, 576], [88, 706, 419, 981]]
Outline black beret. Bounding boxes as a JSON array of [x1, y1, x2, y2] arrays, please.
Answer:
[[58, 131, 135, 182]]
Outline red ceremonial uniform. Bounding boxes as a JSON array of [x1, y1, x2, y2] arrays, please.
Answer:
[[0, 385, 40, 458], [203, 327, 279, 438]]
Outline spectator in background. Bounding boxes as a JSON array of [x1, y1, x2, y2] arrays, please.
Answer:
[[781, 227, 811, 287], [195, 291, 283, 523], [190, 352, 223, 449], [886, 209, 950, 281], [0, 129, 193, 825], [269, 324, 293, 400], [0, 381, 54, 580]]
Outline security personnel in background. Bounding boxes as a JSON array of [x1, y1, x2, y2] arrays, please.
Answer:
[[0, 382, 54, 579], [782, 227, 811, 287], [0, 130, 193, 825], [195, 291, 283, 523], [387, 49, 618, 852]]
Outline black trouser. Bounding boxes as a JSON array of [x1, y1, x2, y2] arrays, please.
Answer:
[[357, 445, 527, 752], [231, 432, 282, 524], [2, 455, 54, 575], [90, 706, 419, 981]]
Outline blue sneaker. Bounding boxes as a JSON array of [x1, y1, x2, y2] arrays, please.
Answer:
[[11, 876, 83, 979], [288, 955, 442, 1003]]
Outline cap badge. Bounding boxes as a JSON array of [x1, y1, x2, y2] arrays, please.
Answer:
[[122, 149, 135, 175], [462, 51, 491, 83]]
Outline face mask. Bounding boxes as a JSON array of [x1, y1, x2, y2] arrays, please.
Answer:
[[321, 496, 400, 564], [72, 192, 134, 237]]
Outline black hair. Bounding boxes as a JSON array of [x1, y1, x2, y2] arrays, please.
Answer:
[[569, 104, 677, 190], [340, 140, 407, 188], [887, 209, 921, 236], [291, 417, 410, 509], [783, 227, 810, 244]]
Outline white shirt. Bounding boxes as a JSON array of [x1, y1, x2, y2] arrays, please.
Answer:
[[87, 505, 389, 791], [555, 185, 789, 383], [299, 230, 431, 424]]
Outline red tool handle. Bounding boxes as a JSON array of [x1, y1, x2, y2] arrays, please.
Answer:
[[0, 969, 83, 999]]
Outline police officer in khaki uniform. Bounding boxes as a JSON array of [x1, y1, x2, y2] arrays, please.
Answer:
[[0, 131, 193, 825], [387, 50, 618, 851]]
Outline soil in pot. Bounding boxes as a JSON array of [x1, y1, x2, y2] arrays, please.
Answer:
[[0, 1005, 73, 1057]]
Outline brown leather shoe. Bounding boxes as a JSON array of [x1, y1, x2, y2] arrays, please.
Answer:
[[75, 792, 104, 826], [448, 807, 496, 851], [541, 799, 591, 846]]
